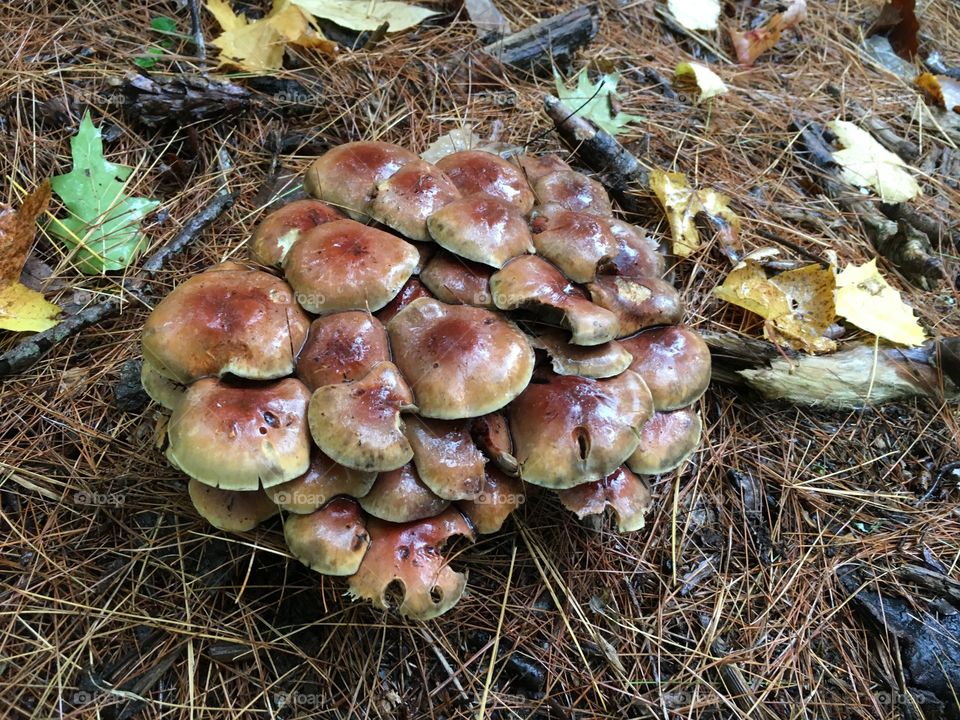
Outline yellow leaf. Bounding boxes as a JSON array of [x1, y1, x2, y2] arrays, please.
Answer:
[[835, 259, 926, 346], [828, 120, 921, 203], [675, 62, 728, 102], [650, 169, 739, 258], [0, 282, 60, 332], [667, 0, 720, 31], [291, 0, 438, 32], [714, 261, 836, 353]]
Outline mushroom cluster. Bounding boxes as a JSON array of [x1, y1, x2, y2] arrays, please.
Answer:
[[141, 141, 711, 619]]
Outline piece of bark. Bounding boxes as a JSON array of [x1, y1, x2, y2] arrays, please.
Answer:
[[118, 73, 251, 127]]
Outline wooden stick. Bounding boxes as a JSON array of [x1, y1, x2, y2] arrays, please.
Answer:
[[480, 5, 599, 72]]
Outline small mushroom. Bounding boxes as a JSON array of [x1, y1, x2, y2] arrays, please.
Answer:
[[370, 159, 461, 241], [620, 326, 712, 410], [457, 466, 524, 534], [304, 141, 418, 220], [142, 264, 310, 384], [490, 255, 620, 346], [603, 219, 666, 279], [168, 377, 312, 490], [470, 412, 519, 476], [188, 478, 279, 532], [531, 205, 619, 283], [556, 466, 652, 532], [296, 312, 390, 391], [307, 362, 416, 472], [532, 171, 613, 216], [387, 298, 535, 419], [427, 194, 534, 268], [266, 449, 377, 513], [419, 250, 494, 307], [530, 330, 633, 378], [359, 462, 451, 522], [587, 275, 684, 337], [435, 150, 536, 214], [284, 497, 370, 575], [348, 508, 476, 619], [517, 153, 572, 183], [509, 369, 654, 489], [140, 358, 185, 410], [627, 408, 702, 475], [283, 219, 419, 314], [376, 277, 435, 323], [404, 416, 486, 500], [249, 199, 343, 267]]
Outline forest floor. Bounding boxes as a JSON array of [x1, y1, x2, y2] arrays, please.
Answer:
[[1, 1, 960, 718]]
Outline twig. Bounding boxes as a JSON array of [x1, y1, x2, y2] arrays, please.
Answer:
[[188, 0, 206, 62], [480, 5, 599, 72]]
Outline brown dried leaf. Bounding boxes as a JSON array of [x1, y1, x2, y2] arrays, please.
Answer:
[[729, 0, 807, 66], [866, 0, 919, 60]]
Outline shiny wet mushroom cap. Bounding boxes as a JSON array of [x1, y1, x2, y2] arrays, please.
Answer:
[[427, 194, 534, 268], [603, 219, 667, 279], [376, 277, 435, 324], [188, 479, 279, 532], [557, 466, 652, 532], [140, 358, 185, 410], [587, 275, 684, 338], [387, 298, 535, 419], [249, 199, 342, 267], [419, 251, 494, 307], [532, 170, 613, 216], [142, 263, 310, 384], [283, 219, 419, 315], [517, 153, 572, 183], [435, 150, 536, 214], [456, 466, 524, 534], [168, 377, 312, 491], [358, 462, 450, 523], [531, 205, 619, 283], [304, 140, 418, 220], [370, 159, 461, 241], [620, 326, 712, 411], [530, 330, 634, 379], [470, 412, 519, 476], [295, 312, 390, 391], [284, 497, 370, 575], [266, 448, 377, 513], [404, 416, 486, 500], [627, 408, 702, 475]]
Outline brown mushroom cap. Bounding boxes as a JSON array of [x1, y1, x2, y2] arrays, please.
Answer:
[[266, 449, 377, 513], [188, 478, 279, 532], [627, 408, 702, 475], [620, 326, 712, 411], [283, 219, 419, 315], [304, 141, 418, 220], [284, 497, 370, 575], [387, 298, 535, 419], [419, 250, 494, 307], [427, 194, 534, 268], [435, 150, 535, 214], [348, 508, 476, 619], [359, 462, 451, 522], [308, 362, 416, 472], [533, 171, 613, 216], [296, 312, 390, 391], [603, 219, 666, 279], [531, 205, 619, 284], [517, 153, 572, 183], [142, 264, 310, 384], [470, 412, 519, 476], [457, 466, 524, 534], [508, 369, 654, 488], [370, 159, 461, 241], [587, 275, 684, 338], [168, 377, 312, 490], [376, 277, 435, 324], [489, 255, 620, 346], [140, 358, 185, 410], [404, 416, 486, 500], [530, 330, 633, 379], [556, 466, 652, 532], [249, 199, 343, 267]]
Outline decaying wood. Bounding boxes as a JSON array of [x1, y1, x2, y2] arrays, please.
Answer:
[[118, 73, 251, 127], [480, 5, 599, 72]]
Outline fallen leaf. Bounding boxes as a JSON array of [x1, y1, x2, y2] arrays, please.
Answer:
[[674, 61, 728, 102], [916, 72, 960, 113], [650, 169, 739, 257], [729, 0, 807, 66], [835, 259, 926, 346], [291, 0, 438, 32], [866, 0, 919, 60], [667, 0, 720, 31], [827, 120, 920, 203], [554, 69, 643, 137], [0, 182, 60, 332], [714, 261, 837, 353], [50, 111, 160, 274], [420, 126, 483, 163]]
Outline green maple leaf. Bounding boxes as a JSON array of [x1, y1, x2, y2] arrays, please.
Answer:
[[50, 111, 159, 274], [554, 69, 644, 137]]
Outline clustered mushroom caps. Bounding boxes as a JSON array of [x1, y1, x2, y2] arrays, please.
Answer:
[[142, 139, 712, 620]]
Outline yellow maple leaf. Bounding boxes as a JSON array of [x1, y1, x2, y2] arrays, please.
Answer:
[[650, 169, 739, 258], [834, 259, 926, 346], [828, 120, 921, 203]]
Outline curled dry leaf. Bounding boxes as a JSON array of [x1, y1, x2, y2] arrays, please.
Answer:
[[649, 169, 739, 258], [835, 259, 926, 346], [827, 120, 920, 203], [667, 0, 720, 32], [674, 61, 728, 102], [729, 0, 807, 66]]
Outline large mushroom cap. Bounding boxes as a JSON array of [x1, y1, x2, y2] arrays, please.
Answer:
[[308, 362, 416, 473], [370, 159, 461, 241], [517, 153, 572, 183], [284, 497, 370, 575], [620, 326, 712, 411], [188, 479, 279, 532], [348, 508, 476, 619], [304, 141, 418, 220], [587, 275, 684, 337], [283, 219, 419, 315], [427, 194, 534, 268], [627, 408, 702, 475], [387, 298, 535, 419], [533, 171, 613, 216], [140, 359, 185, 410], [419, 251, 494, 307], [557, 466, 652, 532], [457, 466, 524, 534], [435, 150, 535, 214], [604, 219, 666, 279], [509, 369, 654, 489], [404, 416, 487, 500], [531, 330, 634, 379], [142, 264, 310, 384], [249, 199, 343, 267], [358, 462, 451, 522], [266, 448, 377, 513], [296, 312, 390, 391], [168, 377, 312, 490], [531, 206, 619, 284]]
